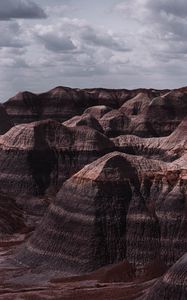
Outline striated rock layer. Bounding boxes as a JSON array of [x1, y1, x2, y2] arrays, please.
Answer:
[[15, 148, 187, 274], [144, 253, 187, 300], [112, 116, 187, 162], [16, 152, 166, 273], [63, 112, 104, 133], [0, 104, 13, 135], [4, 86, 168, 125], [0, 193, 26, 235], [0, 119, 114, 204]]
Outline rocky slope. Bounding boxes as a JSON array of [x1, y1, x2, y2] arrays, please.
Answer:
[[0, 193, 26, 235], [4, 87, 167, 125], [112, 116, 187, 161], [144, 253, 187, 300], [0, 119, 114, 206], [0, 104, 13, 135], [63, 112, 104, 133], [16, 152, 166, 272], [0, 85, 186, 300]]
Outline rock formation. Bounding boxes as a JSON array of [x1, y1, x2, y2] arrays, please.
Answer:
[[0, 85, 186, 300], [4, 87, 167, 125], [63, 112, 104, 133], [0, 104, 13, 134], [144, 253, 187, 300], [16, 152, 165, 273], [84, 105, 112, 120], [112, 116, 187, 162], [0, 193, 26, 235], [0, 119, 114, 204]]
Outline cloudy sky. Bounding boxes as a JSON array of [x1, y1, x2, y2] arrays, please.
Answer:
[[0, 0, 187, 101]]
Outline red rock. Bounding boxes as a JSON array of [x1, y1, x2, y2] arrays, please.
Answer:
[[0, 119, 114, 206], [0, 104, 13, 135]]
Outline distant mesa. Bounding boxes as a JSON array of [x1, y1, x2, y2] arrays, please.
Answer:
[[3, 86, 169, 126]]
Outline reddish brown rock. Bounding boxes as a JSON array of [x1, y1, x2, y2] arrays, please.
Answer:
[[0, 193, 26, 235], [99, 109, 130, 137], [144, 253, 187, 300], [112, 116, 187, 162], [63, 112, 104, 133], [142, 89, 187, 137], [84, 105, 113, 120], [0, 119, 114, 206], [4, 86, 168, 125], [0, 104, 13, 135], [15, 152, 164, 273]]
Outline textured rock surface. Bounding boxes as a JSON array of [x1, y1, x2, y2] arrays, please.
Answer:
[[112, 116, 187, 161], [142, 89, 187, 137], [63, 112, 104, 133], [0, 104, 13, 134], [16, 152, 165, 273], [4, 87, 168, 125], [99, 109, 130, 137], [0, 193, 26, 235], [144, 253, 187, 300], [0, 85, 186, 300], [0, 119, 114, 203], [84, 105, 113, 120]]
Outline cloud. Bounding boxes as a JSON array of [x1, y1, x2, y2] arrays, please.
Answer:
[[0, 21, 26, 48], [80, 26, 130, 51], [36, 31, 77, 52], [0, 0, 47, 20]]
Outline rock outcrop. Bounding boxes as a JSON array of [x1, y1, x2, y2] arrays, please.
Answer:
[[0, 193, 26, 235], [99, 109, 130, 137], [144, 253, 187, 300], [84, 105, 112, 120], [63, 113, 103, 133], [0, 119, 114, 203], [16, 152, 165, 273], [4, 87, 168, 125], [0, 104, 13, 135], [141, 89, 187, 137], [0, 85, 186, 300], [112, 116, 187, 162]]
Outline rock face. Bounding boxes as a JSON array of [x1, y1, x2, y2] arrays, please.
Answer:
[[84, 105, 112, 120], [0, 104, 13, 134], [4, 87, 97, 124], [0, 119, 114, 202], [99, 109, 130, 137], [141, 89, 187, 137], [112, 116, 187, 161], [0, 193, 26, 235], [16, 152, 165, 273], [63, 112, 104, 133], [0, 85, 186, 300], [4, 87, 167, 125], [144, 253, 187, 300]]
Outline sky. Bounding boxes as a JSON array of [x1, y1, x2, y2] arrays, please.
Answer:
[[0, 0, 187, 101]]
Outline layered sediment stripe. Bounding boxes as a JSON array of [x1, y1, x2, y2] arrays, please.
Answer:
[[16, 152, 165, 273], [0, 120, 114, 201]]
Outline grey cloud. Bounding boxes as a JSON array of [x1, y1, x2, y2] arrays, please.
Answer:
[[81, 26, 130, 52], [0, 0, 47, 20], [0, 22, 26, 48], [36, 32, 77, 52], [148, 0, 187, 18]]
